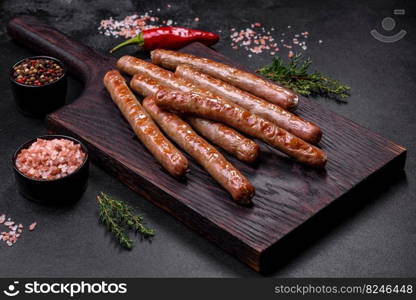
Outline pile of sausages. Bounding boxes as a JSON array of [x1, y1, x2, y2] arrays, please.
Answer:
[[104, 49, 327, 206]]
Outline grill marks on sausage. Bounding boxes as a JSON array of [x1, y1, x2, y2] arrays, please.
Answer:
[[186, 117, 259, 163], [142, 96, 254, 204], [174, 64, 322, 144], [154, 89, 327, 168], [112, 54, 328, 205], [122, 57, 260, 163], [151, 49, 299, 109], [119, 55, 211, 95], [119, 56, 321, 145], [103, 70, 188, 177], [119, 62, 256, 202]]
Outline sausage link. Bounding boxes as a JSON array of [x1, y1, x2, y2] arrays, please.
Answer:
[[175, 64, 322, 144], [118, 56, 320, 144], [118, 55, 207, 94], [142, 96, 254, 204], [103, 70, 188, 177], [151, 49, 299, 110], [154, 88, 327, 168], [128, 69, 260, 163], [186, 117, 259, 163], [130, 73, 161, 97]]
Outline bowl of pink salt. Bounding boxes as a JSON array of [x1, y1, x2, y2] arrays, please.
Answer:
[[12, 135, 89, 204]]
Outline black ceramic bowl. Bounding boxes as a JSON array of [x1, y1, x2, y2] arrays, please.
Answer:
[[12, 135, 89, 205], [9, 56, 67, 117]]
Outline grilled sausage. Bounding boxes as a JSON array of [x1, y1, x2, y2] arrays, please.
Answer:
[[103, 70, 188, 177], [118, 55, 207, 93], [129, 73, 161, 97], [128, 70, 260, 163], [151, 49, 299, 110], [154, 88, 327, 168], [118, 56, 320, 144], [175, 64, 322, 144], [142, 96, 255, 204]]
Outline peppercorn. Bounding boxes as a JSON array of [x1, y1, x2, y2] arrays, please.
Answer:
[[12, 58, 64, 86]]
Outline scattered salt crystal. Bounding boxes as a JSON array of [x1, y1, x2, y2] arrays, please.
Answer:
[[194, 17, 200, 22], [0, 214, 5, 224], [29, 222, 37, 231], [98, 7, 189, 39], [4, 221, 14, 226]]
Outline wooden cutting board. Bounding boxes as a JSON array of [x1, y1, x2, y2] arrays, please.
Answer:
[[7, 16, 406, 273]]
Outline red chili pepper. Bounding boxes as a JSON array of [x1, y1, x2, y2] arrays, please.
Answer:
[[110, 26, 219, 53]]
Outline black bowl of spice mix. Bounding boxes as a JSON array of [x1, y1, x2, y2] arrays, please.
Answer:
[[9, 56, 67, 117]]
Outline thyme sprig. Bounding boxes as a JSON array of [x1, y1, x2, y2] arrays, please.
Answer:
[[257, 53, 350, 101], [97, 192, 155, 250]]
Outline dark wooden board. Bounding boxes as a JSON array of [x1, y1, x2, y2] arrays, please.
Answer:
[[7, 16, 406, 273]]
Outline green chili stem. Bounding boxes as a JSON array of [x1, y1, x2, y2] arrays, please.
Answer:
[[110, 33, 145, 53]]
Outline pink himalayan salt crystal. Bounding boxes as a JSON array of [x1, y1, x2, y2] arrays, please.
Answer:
[[0, 215, 35, 246], [229, 24, 313, 57], [29, 222, 37, 231], [15, 138, 85, 180]]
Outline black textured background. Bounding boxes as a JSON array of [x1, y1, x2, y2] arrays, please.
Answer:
[[0, 0, 415, 277]]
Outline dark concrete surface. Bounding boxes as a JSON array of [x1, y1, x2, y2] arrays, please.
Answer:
[[0, 0, 415, 277]]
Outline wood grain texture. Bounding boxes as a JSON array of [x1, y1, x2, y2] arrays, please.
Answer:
[[7, 16, 407, 272]]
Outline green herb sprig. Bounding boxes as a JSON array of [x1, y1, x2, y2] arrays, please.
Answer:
[[97, 192, 155, 250], [257, 53, 350, 101]]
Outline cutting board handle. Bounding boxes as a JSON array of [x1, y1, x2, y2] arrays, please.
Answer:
[[7, 15, 109, 83]]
